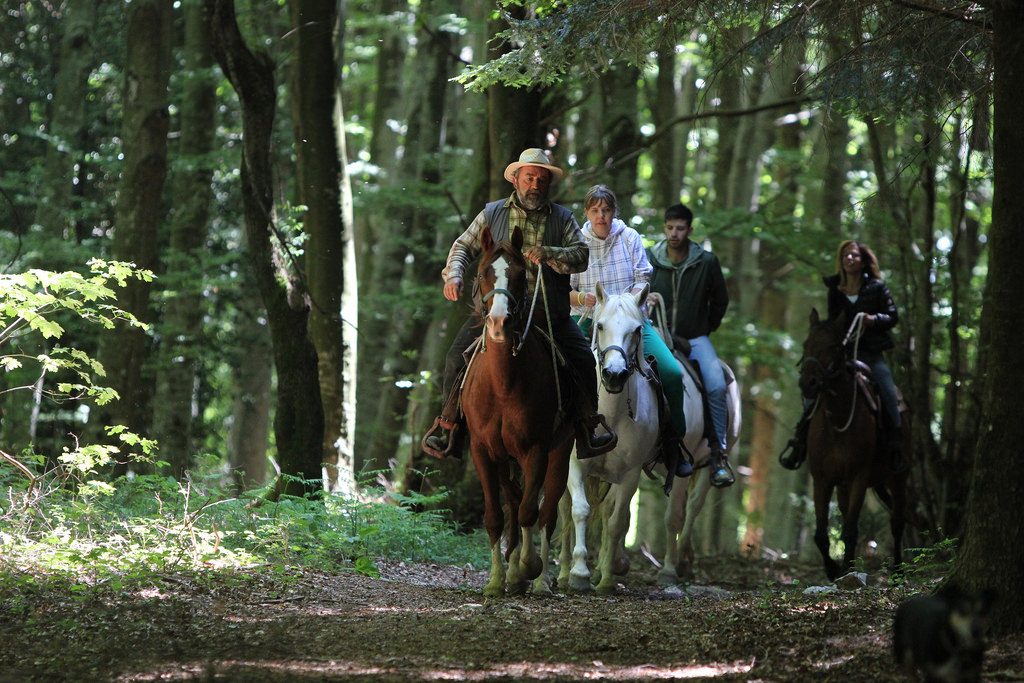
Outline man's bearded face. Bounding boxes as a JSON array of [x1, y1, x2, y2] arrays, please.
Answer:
[[512, 166, 552, 210]]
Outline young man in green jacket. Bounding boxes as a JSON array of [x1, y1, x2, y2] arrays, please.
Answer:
[[646, 204, 735, 488]]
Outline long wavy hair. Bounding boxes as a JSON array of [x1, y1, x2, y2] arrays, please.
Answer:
[[835, 240, 881, 289]]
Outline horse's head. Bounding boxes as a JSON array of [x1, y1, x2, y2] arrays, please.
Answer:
[[799, 308, 848, 400], [476, 227, 528, 344], [593, 282, 648, 393]]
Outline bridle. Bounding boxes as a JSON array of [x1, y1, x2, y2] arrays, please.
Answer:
[[799, 314, 868, 433], [592, 301, 643, 395]]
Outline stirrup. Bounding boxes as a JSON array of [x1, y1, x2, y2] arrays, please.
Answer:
[[421, 416, 460, 460], [576, 414, 618, 459], [710, 451, 735, 488]]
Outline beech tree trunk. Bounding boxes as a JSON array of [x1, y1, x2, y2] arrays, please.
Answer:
[[34, 0, 96, 242], [208, 0, 324, 498], [949, 1, 1024, 635], [152, 0, 217, 478], [95, 0, 173, 449], [289, 0, 356, 493]]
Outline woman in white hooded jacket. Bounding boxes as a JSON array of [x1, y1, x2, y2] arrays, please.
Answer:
[[569, 185, 691, 477]]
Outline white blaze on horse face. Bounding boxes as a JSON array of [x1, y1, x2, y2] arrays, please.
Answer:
[[486, 255, 511, 341], [597, 298, 633, 375]]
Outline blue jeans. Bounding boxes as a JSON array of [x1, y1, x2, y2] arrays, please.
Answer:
[[688, 336, 728, 451], [860, 351, 900, 429]]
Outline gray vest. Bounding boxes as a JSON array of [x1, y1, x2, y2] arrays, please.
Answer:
[[483, 199, 573, 322]]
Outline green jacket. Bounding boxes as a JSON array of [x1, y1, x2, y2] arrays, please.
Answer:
[[646, 239, 729, 339]]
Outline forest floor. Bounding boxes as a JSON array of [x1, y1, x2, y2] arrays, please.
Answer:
[[2, 552, 1023, 682]]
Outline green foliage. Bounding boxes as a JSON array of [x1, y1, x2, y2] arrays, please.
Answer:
[[0, 260, 155, 470], [0, 471, 488, 593], [900, 536, 958, 583]]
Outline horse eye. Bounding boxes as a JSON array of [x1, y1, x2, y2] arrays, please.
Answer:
[[596, 323, 604, 331]]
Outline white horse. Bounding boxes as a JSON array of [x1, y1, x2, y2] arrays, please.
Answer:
[[552, 284, 662, 594], [655, 330, 742, 586]]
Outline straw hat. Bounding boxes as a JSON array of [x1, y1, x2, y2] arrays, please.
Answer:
[[503, 148, 565, 184]]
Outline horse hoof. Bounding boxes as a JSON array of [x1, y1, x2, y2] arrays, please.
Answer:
[[483, 583, 504, 598], [530, 580, 553, 596], [657, 569, 679, 588], [568, 575, 593, 593], [596, 581, 618, 596], [507, 580, 529, 596]]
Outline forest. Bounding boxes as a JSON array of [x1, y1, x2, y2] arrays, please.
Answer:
[[1, 0, 1023, 680]]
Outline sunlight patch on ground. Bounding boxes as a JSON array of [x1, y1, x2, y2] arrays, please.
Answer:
[[121, 659, 755, 681]]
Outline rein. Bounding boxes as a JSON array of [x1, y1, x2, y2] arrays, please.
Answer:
[[802, 312, 868, 433]]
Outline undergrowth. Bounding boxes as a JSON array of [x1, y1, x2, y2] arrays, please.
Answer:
[[0, 468, 489, 598]]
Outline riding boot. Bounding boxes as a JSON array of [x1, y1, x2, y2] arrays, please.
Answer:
[[675, 439, 694, 478], [575, 413, 618, 459], [779, 413, 811, 470], [421, 379, 466, 460], [709, 448, 735, 488]]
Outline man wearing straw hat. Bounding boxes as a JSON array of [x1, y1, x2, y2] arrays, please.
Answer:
[[422, 148, 617, 460]]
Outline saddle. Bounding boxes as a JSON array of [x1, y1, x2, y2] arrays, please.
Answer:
[[420, 327, 575, 460], [847, 359, 908, 420], [638, 355, 689, 496]]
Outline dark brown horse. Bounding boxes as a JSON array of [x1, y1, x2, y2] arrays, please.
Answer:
[[799, 308, 908, 580], [462, 227, 575, 596]]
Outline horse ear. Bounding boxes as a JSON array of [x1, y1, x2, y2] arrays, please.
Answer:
[[511, 226, 524, 251], [633, 282, 649, 308], [596, 282, 606, 304], [481, 228, 495, 253], [809, 307, 820, 325]]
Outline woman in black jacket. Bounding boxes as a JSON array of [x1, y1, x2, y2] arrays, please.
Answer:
[[780, 240, 904, 471]]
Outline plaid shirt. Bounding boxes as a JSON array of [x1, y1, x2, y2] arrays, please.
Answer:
[[570, 219, 652, 315], [441, 194, 588, 290]]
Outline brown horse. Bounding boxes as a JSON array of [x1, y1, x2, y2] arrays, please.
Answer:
[[462, 226, 576, 596], [799, 308, 908, 580]]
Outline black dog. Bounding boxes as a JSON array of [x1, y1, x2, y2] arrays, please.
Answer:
[[893, 585, 995, 682]]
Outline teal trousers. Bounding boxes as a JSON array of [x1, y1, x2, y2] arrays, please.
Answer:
[[575, 315, 686, 436]]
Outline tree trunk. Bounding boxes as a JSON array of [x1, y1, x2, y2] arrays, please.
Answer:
[[228, 296, 272, 491], [152, 0, 217, 478], [208, 0, 324, 498], [949, 1, 1024, 635], [94, 0, 173, 448], [288, 0, 356, 494], [33, 0, 96, 242], [650, 50, 678, 211], [363, 0, 454, 474], [598, 64, 641, 217]]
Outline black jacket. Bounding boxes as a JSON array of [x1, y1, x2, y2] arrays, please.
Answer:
[[646, 239, 729, 339], [824, 272, 898, 353]]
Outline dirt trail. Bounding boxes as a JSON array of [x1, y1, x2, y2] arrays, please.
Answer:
[[2, 555, 1021, 681]]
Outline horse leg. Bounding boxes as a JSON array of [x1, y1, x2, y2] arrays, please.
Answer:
[[531, 439, 573, 595], [660, 475, 689, 586], [889, 476, 907, 577], [812, 477, 840, 580], [508, 448, 548, 592], [560, 454, 594, 592], [556, 490, 574, 590], [595, 472, 640, 594], [838, 479, 869, 578], [677, 469, 712, 582], [472, 446, 506, 597]]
